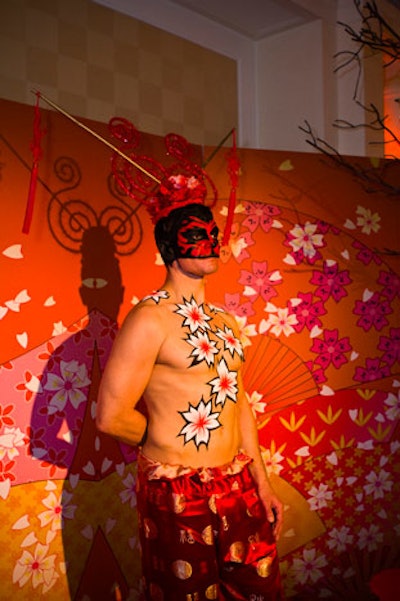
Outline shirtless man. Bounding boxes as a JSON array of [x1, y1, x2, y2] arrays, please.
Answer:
[[96, 175, 284, 600]]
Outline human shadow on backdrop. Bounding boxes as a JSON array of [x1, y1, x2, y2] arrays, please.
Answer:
[[29, 155, 144, 600]]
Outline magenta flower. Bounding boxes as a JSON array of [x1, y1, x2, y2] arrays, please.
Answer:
[[353, 292, 392, 331], [378, 328, 400, 366], [239, 261, 282, 303], [242, 201, 281, 233], [352, 240, 382, 266], [224, 293, 255, 318], [311, 329, 352, 369], [354, 357, 391, 383], [306, 361, 327, 385], [310, 261, 352, 302], [290, 292, 327, 333], [377, 270, 400, 301]]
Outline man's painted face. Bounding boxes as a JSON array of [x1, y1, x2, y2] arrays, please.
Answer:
[[175, 214, 220, 259]]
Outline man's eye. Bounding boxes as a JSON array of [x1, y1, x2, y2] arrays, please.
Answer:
[[186, 228, 205, 241]]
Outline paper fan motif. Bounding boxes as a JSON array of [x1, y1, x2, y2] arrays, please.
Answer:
[[242, 334, 318, 422]]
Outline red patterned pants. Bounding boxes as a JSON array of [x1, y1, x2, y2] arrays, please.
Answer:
[[137, 452, 284, 600]]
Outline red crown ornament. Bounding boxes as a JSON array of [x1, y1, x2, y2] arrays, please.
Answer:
[[108, 119, 217, 224]]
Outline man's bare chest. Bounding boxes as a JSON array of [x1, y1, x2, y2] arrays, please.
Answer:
[[158, 295, 244, 373]]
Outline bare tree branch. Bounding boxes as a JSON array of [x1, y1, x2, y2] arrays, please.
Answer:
[[300, 0, 400, 196]]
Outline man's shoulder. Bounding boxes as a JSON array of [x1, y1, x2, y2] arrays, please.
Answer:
[[139, 289, 171, 306], [122, 291, 170, 332]]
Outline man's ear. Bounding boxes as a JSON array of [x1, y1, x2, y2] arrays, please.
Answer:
[[158, 240, 176, 264]]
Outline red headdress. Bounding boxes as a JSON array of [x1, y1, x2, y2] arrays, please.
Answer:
[[108, 120, 217, 225]]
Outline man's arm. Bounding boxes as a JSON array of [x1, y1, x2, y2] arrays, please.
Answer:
[[96, 305, 164, 446], [236, 372, 283, 539]]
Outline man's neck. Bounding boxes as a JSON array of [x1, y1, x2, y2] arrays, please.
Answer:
[[163, 267, 207, 304]]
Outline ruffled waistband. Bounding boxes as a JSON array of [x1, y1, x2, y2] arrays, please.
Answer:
[[138, 450, 253, 483]]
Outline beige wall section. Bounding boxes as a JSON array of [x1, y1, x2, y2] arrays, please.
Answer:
[[0, 0, 238, 147]]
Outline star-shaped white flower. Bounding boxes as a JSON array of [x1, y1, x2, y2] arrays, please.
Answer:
[[208, 359, 238, 406], [179, 399, 221, 448], [142, 289, 170, 303], [175, 297, 211, 332], [246, 390, 266, 417], [186, 331, 219, 366], [215, 326, 243, 358]]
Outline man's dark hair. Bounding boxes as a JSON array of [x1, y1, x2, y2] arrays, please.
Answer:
[[154, 203, 214, 265]]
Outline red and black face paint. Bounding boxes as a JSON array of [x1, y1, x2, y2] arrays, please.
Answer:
[[175, 214, 220, 259], [154, 203, 220, 264]]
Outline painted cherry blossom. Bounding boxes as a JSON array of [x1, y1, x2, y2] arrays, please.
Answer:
[[142, 289, 170, 303], [179, 399, 221, 448], [259, 305, 298, 338], [261, 447, 284, 476], [357, 524, 383, 552], [0, 426, 26, 461], [311, 329, 352, 370], [246, 390, 266, 417], [378, 270, 400, 300], [378, 327, 400, 366], [354, 291, 392, 331], [44, 360, 91, 414], [356, 205, 381, 234], [233, 315, 258, 348], [384, 390, 400, 421], [363, 468, 393, 499], [208, 359, 238, 405], [307, 483, 333, 511], [291, 547, 328, 585], [287, 221, 324, 264], [120, 472, 137, 508], [352, 240, 382, 266], [220, 222, 255, 264], [310, 261, 352, 302], [242, 201, 282, 233], [186, 330, 219, 366], [327, 526, 354, 553], [289, 292, 326, 333], [239, 261, 282, 303], [13, 543, 57, 590], [223, 292, 255, 318], [37, 490, 76, 531], [354, 357, 391, 383], [175, 297, 211, 332], [215, 325, 243, 358]]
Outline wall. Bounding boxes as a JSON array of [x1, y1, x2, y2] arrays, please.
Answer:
[[1, 98, 399, 599], [0, 0, 237, 148]]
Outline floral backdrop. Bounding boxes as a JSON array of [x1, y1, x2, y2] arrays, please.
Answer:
[[0, 98, 399, 599]]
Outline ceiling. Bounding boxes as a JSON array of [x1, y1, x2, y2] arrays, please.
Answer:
[[167, 0, 317, 40]]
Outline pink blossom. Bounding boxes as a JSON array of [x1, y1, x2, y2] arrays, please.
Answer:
[[310, 261, 352, 302], [352, 240, 382, 266], [354, 357, 391, 383], [353, 292, 392, 331], [290, 292, 326, 333], [311, 329, 352, 370], [239, 261, 282, 303], [224, 293, 255, 318], [242, 201, 281, 233], [378, 270, 400, 300], [378, 328, 400, 366]]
